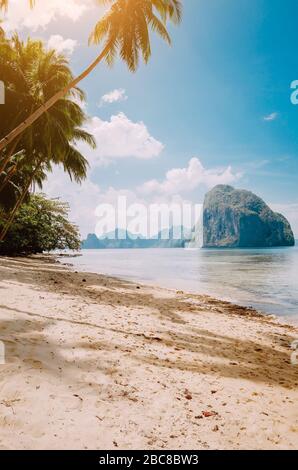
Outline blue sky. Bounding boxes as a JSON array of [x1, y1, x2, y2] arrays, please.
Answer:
[[2, 0, 298, 235]]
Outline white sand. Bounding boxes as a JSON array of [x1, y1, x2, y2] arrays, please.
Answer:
[[0, 255, 297, 450]]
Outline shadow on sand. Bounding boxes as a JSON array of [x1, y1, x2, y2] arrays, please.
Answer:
[[0, 256, 297, 390]]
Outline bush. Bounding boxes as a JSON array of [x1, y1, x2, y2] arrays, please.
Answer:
[[0, 194, 81, 255]]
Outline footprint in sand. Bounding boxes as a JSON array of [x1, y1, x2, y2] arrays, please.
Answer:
[[23, 359, 43, 369]]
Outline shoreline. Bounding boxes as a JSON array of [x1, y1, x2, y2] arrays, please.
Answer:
[[0, 255, 298, 449], [61, 250, 298, 328], [61, 257, 281, 324]]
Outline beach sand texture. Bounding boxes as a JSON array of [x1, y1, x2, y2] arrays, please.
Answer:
[[0, 256, 297, 450]]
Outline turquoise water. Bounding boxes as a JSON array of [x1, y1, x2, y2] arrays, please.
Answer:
[[65, 246, 298, 323]]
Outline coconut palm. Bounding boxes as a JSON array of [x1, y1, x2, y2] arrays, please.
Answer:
[[0, 0, 182, 153], [0, 35, 95, 240], [0, 35, 94, 176]]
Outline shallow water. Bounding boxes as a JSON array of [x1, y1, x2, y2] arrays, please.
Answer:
[[65, 246, 298, 323]]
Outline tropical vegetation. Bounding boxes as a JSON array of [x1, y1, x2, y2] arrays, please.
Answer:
[[0, 0, 182, 253], [0, 194, 81, 255], [0, 0, 182, 153], [0, 33, 95, 241]]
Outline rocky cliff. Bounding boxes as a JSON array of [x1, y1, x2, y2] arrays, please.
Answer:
[[203, 185, 295, 248]]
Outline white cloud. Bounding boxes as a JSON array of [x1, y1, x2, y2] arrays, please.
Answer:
[[43, 159, 242, 237], [43, 168, 202, 239], [43, 167, 102, 238], [43, 167, 146, 238], [79, 112, 164, 165], [71, 94, 87, 111], [99, 89, 128, 106], [263, 112, 278, 122], [43, 110, 164, 236], [138, 157, 242, 196], [43, 165, 298, 241], [47, 34, 77, 55], [42, 161, 298, 241], [2, 0, 93, 32]]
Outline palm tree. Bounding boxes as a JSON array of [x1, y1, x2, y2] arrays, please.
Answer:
[[0, 35, 95, 240], [0, 0, 182, 154], [0, 35, 94, 179]]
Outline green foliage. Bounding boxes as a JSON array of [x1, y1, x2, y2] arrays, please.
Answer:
[[0, 194, 81, 255], [0, 34, 95, 212], [90, 0, 182, 72]]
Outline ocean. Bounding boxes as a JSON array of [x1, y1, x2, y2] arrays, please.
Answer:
[[65, 246, 298, 324]]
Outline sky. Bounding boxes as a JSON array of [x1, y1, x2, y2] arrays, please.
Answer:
[[2, 0, 298, 236]]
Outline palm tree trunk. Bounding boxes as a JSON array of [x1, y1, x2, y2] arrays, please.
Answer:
[[0, 42, 112, 153], [0, 161, 41, 241]]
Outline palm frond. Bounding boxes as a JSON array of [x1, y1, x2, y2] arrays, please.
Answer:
[[90, 0, 183, 72]]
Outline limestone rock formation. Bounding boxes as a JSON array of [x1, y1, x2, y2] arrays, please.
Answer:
[[203, 185, 295, 248]]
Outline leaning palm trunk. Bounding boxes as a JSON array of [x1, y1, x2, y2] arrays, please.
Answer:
[[0, 161, 41, 241], [0, 0, 182, 154], [0, 43, 112, 153]]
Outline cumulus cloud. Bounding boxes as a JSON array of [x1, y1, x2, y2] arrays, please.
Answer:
[[42, 155, 298, 241], [43, 167, 144, 238], [138, 157, 242, 196], [43, 168, 202, 239], [43, 167, 103, 238], [47, 34, 77, 55], [2, 0, 92, 32], [263, 112, 278, 122], [43, 165, 298, 241], [99, 89, 128, 107], [42, 112, 163, 235], [79, 113, 164, 165], [43, 156, 242, 238]]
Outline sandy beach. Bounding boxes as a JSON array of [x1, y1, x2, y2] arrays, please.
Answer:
[[0, 255, 297, 450]]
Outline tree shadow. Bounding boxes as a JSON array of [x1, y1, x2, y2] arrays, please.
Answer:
[[0, 256, 297, 390]]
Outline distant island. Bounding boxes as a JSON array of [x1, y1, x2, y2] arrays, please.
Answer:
[[82, 227, 192, 249], [203, 185, 295, 248], [82, 185, 295, 250]]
